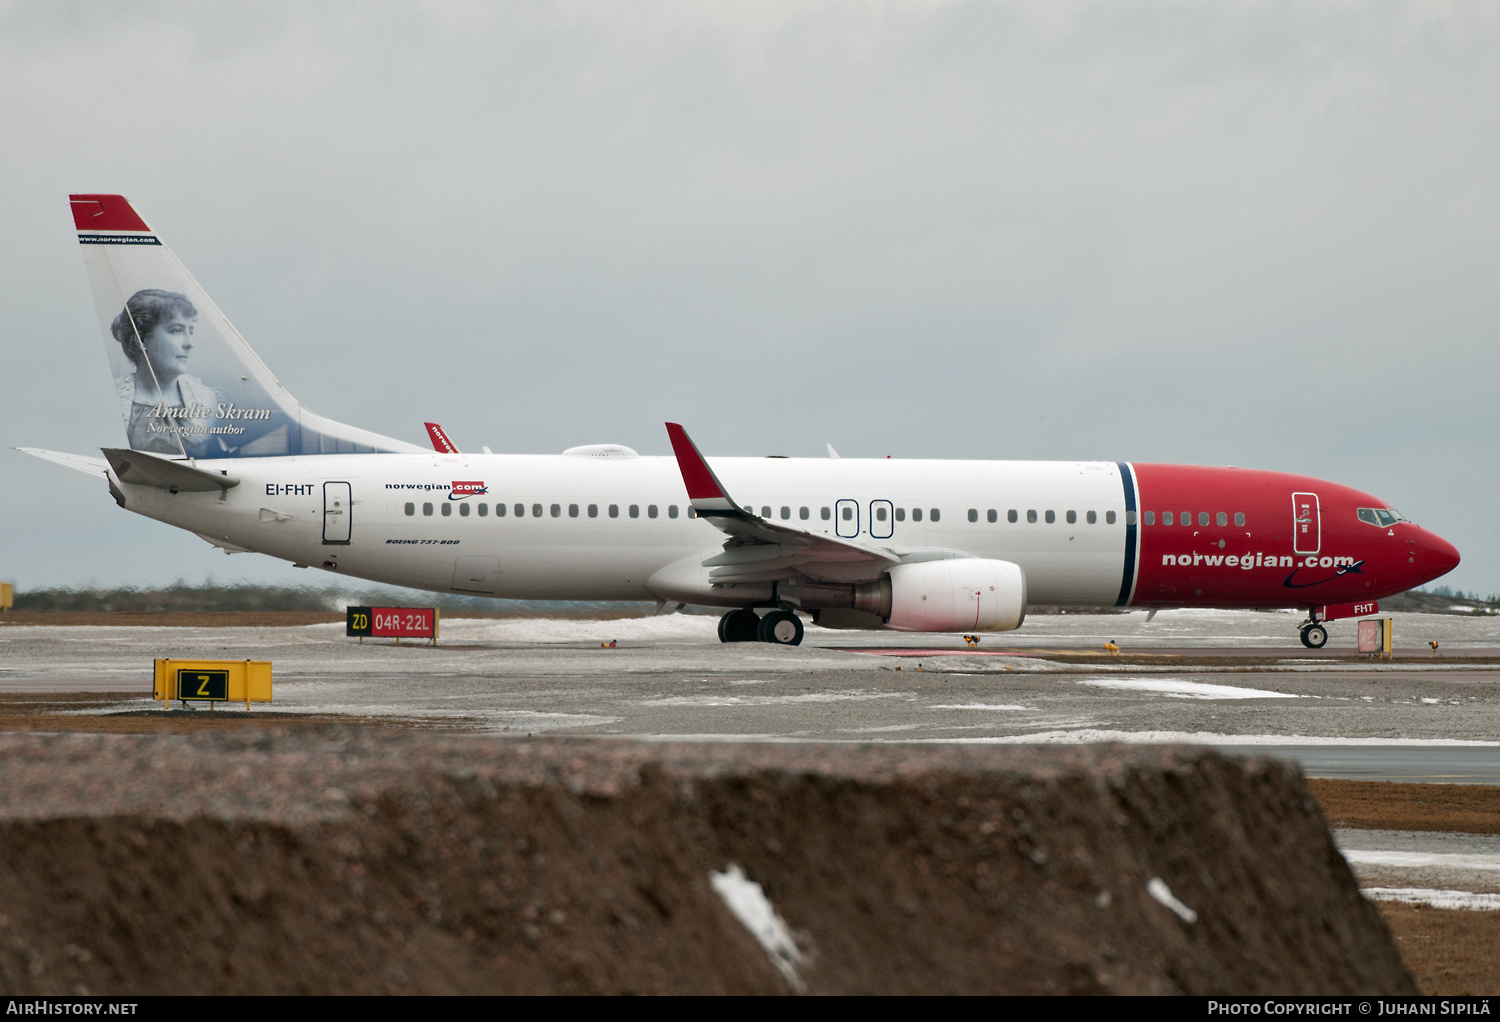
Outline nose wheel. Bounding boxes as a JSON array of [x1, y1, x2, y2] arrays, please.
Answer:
[[1299, 623, 1328, 649]]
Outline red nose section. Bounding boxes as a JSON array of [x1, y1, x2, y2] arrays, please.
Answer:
[[1424, 531, 1461, 578], [1404, 528, 1460, 591]]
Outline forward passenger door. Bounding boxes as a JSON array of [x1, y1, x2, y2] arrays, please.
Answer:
[[323, 482, 351, 544]]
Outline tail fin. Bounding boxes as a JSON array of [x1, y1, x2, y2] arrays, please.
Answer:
[[71, 194, 422, 459]]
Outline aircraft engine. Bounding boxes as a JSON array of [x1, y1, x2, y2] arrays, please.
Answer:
[[884, 558, 1027, 632]]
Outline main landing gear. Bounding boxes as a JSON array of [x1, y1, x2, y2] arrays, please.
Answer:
[[718, 608, 804, 646], [1299, 619, 1329, 649]]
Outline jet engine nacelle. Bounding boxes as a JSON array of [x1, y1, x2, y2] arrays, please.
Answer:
[[886, 558, 1027, 632]]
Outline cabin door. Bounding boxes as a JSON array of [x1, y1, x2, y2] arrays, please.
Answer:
[[323, 482, 352, 544], [1291, 492, 1320, 555]]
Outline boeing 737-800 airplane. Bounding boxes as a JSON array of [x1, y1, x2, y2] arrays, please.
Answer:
[[21, 194, 1461, 647]]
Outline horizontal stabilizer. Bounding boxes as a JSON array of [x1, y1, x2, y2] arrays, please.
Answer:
[[16, 447, 109, 477], [101, 448, 239, 492]]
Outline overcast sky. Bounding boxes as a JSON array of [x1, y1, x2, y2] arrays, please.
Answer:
[[2, 1, 1496, 597]]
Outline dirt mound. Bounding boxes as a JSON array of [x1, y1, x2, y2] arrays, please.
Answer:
[[0, 733, 1414, 995]]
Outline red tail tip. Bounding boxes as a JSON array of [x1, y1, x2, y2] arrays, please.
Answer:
[[69, 194, 151, 232]]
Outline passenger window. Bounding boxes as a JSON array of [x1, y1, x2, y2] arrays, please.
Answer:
[[896, 508, 906, 522], [1086, 510, 1096, 524], [1044, 510, 1055, 524], [648, 505, 659, 518], [669, 505, 679, 518], [1234, 512, 1245, 527], [930, 508, 940, 522], [800, 507, 810, 520], [1181, 511, 1190, 526], [478, 503, 488, 517], [588, 504, 598, 518], [532, 504, 543, 517], [842, 506, 853, 521], [1068, 510, 1078, 524], [688, 507, 697, 518], [876, 506, 888, 522], [441, 503, 452, 517], [968, 508, 978, 523], [987, 509, 997, 523], [1126, 510, 1137, 525], [781, 506, 791, 520], [1198, 512, 1209, 527], [1162, 512, 1172, 526], [1026, 509, 1037, 523], [608, 504, 619, 518], [1008, 510, 1018, 523], [550, 504, 561, 518], [913, 508, 924, 522], [404, 502, 415, 516], [629, 505, 640, 518], [821, 507, 831, 521], [1106, 510, 1116, 525], [1216, 512, 1227, 527], [459, 503, 470, 517], [514, 504, 524, 517], [762, 506, 772, 518], [569, 504, 579, 518], [497, 502, 507, 517]]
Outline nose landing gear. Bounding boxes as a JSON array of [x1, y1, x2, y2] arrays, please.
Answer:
[[1299, 621, 1329, 649]]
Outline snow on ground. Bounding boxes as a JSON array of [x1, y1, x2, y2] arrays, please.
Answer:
[[918, 731, 1500, 746], [1362, 888, 1500, 911], [1342, 850, 1500, 873], [435, 614, 722, 643], [1074, 677, 1300, 700]]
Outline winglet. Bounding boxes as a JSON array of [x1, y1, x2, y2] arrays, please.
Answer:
[[665, 423, 745, 517], [424, 422, 459, 454]]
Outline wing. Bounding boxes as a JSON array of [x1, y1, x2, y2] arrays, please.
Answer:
[[664, 423, 898, 584]]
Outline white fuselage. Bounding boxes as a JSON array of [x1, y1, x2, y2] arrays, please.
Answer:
[[121, 452, 1136, 605]]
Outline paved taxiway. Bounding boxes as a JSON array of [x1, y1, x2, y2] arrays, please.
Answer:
[[2, 609, 1498, 782]]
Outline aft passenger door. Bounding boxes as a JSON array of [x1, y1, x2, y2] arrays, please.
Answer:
[[1291, 492, 1320, 555], [323, 481, 351, 544]]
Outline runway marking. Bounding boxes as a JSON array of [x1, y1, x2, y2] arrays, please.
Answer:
[[929, 703, 1029, 711]]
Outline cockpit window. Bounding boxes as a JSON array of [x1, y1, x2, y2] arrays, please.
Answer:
[[1358, 507, 1406, 527]]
